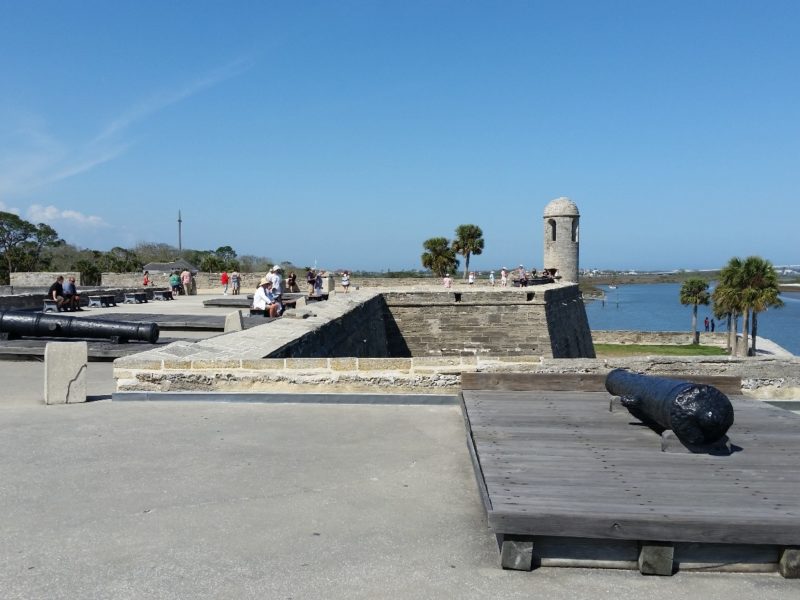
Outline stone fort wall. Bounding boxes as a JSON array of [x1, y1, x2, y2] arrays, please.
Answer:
[[381, 285, 595, 358]]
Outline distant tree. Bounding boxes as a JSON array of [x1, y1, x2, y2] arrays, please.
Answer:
[[421, 237, 459, 277], [0, 212, 63, 282], [238, 255, 273, 273], [134, 242, 179, 264], [679, 278, 710, 344], [101, 246, 142, 272], [451, 224, 484, 280], [198, 251, 222, 272]]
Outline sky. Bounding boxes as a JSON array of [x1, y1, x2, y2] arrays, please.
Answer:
[[1, 1, 798, 272]]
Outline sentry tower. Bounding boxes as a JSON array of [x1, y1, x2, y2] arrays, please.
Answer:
[[543, 197, 580, 283]]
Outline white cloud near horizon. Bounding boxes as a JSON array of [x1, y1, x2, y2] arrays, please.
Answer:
[[26, 203, 108, 227], [0, 56, 253, 197]]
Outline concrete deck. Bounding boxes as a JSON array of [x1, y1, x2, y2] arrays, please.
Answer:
[[1, 293, 799, 597]]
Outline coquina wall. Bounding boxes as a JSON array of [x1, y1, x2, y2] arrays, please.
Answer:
[[381, 285, 595, 358]]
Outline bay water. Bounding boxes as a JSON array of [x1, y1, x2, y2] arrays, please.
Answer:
[[585, 283, 800, 356]]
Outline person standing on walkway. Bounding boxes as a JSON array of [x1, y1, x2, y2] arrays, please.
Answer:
[[181, 269, 192, 295], [704, 316, 710, 332], [220, 271, 229, 295]]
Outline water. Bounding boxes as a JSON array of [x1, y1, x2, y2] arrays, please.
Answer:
[[585, 283, 800, 355]]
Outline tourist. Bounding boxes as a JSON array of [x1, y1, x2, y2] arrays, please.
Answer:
[[169, 271, 181, 295], [500, 267, 508, 287], [341, 270, 350, 293], [142, 270, 150, 286], [252, 277, 281, 318], [704, 317, 710, 332], [468, 271, 475, 285], [62, 276, 82, 311], [231, 270, 241, 295], [517, 265, 528, 287], [489, 271, 495, 286], [443, 273, 452, 288], [181, 269, 192, 295], [220, 270, 229, 295], [314, 271, 324, 296], [287, 271, 298, 292], [306, 268, 316, 296], [48, 276, 67, 311], [270, 266, 283, 300], [710, 318, 715, 333]]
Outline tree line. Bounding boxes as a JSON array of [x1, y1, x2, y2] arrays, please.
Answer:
[[679, 256, 783, 356], [421, 224, 485, 279], [0, 211, 278, 286]]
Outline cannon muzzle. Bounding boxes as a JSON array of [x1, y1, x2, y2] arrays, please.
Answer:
[[605, 368, 734, 447]]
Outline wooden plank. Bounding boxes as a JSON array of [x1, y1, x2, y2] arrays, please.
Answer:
[[459, 393, 492, 513], [488, 509, 800, 546]]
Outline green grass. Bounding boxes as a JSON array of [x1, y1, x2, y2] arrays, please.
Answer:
[[593, 343, 728, 357]]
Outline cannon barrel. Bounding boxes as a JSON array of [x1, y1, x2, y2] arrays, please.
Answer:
[[605, 368, 734, 447], [0, 311, 159, 344]]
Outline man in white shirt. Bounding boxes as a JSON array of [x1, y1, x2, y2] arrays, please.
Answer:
[[269, 266, 283, 299]]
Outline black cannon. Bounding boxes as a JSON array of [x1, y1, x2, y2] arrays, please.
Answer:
[[0, 311, 159, 344], [605, 368, 734, 447]]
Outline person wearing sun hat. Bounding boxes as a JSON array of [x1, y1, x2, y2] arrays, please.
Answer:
[[253, 277, 281, 317], [269, 265, 283, 299]]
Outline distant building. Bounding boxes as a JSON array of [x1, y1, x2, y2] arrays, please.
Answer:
[[142, 259, 198, 274]]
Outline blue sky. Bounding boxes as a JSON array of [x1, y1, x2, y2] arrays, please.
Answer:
[[1, 1, 798, 271]]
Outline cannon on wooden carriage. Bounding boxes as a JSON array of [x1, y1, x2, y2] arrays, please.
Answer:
[[605, 368, 734, 448], [0, 311, 159, 344]]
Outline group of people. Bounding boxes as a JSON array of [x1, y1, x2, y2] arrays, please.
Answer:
[[219, 271, 242, 295], [442, 265, 554, 288], [48, 275, 82, 311], [165, 269, 194, 295], [252, 265, 293, 317]]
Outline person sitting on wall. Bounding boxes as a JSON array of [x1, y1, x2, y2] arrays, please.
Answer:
[[62, 276, 82, 311], [48, 276, 67, 311], [253, 277, 281, 318]]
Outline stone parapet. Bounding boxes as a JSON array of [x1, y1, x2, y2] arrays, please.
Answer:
[[114, 353, 800, 398], [592, 330, 730, 347]]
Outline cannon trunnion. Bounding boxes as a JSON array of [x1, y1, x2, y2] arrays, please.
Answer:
[[605, 368, 734, 448], [0, 311, 159, 344]]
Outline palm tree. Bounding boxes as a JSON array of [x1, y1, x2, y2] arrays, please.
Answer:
[[711, 284, 738, 353], [740, 256, 783, 356], [679, 278, 710, 344], [451, 224, 484, 280], [716, 257, 745, 355], [421, 237, 459, 277]]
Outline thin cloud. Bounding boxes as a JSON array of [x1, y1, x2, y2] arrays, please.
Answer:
[[27, 204, 107, 227], [0, 56, 254, 196], [94, 56, 254, 143]]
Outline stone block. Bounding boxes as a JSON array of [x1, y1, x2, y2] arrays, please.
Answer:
[[294, 296, 307, 308], [240, 359, 286, 370], [286, 358, 329, 370], [45, 342, 88, 405], [162, 359, 193, 370], [191, 359, 241, 370], [779, 547, 800, 578], [357, 358, 412, 372], [224, 310, 244, 332], [500, 538, 534, 571], [638, 541, 674, 576], [330, 358, 358, 371]]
